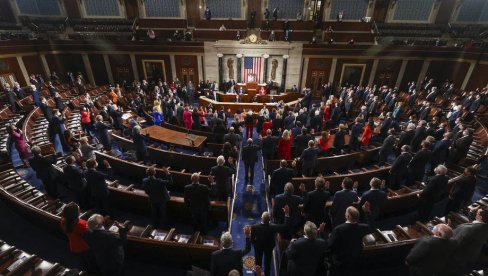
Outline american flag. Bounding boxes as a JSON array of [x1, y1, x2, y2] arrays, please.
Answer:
[[244, 56, 262, 83]]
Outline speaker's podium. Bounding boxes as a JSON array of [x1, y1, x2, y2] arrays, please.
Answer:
[[236, 82, 267, 98]]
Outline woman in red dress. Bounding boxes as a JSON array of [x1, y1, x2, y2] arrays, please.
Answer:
[[361, 120, 374, 148], [60, 202, 93, 271], [278, 130, 293, 160], [323, 101, 331, 123], [261, 117, 273, 137], [318, 130, 330, 154], [183, 106, 193, 130], [7, 125, 30, 166]]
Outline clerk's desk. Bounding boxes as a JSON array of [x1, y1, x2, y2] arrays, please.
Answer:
[[198, 97, 301, 113], [214, 91, 300, 103]]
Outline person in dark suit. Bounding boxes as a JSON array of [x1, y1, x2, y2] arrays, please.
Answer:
[[63, 155, 87, 207], [273, 183, 303, 233], [132, 125, 147, 162], [407, 141, 432, 184], [405, 223, 456, 276], [398, 123, 416, 149], [418, 102, 431, 121], [379, 112, 393, 138], [184, 173, 215, 234], [410, 120, 427, 152], [84, 214, 127, 276], [359, 178, 387, 222], [328, 205, 374, 276], [204, 6, 211, 20], [388, 145, 412, 189], [272, 7, 279, 21], [443, 208, 488, 275], [349, 117, 364, 152], [408, 91, 417, 107], [142, 167, 172, 227], [261, 129, 279, 160], [333, 124, 347, 154], [270, 159, 295, 197], [445, 167, 477, 214], [431, 132, 452, 170], [301, 177, 331, 226], [448, 129, 473, 164], [242, 138, 260, 184], [85, 158, 112, 216], [294, 128, 313, 157], [417, 165, 449, 222], [211, 227, 251, 276], [13, 82, 25, 99], [210, 155, 236, 201], [300, 140, 320, 177], [286, 221, 327, 276], [94, 115, 112, 151], [330, 177, 359, 227], [223, 127, 241, 148], [378, 129, 396, 166], [29, 146, 57, 197], [4, 83, 17, 112], [31, 85, 41, 107], [251, 210, 288, 276]]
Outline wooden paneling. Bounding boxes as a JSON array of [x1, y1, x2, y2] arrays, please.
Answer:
[[305, 58, 333, 87], [44, 54, 86, 81], [125, 0, 139, 19], [174, 55, 198, 83], [247, 0, 262, 26], [400, 60, 423, 90], [185, 0, 201, 27], [467, 64, 488, 90], [426, 61, 470, 87], [61, 0, 81, 18], [374, 59, 402, 88], [109, 55, 133, 83], [435, 0, 457, 24], [0, 58, 25, 86], [88, 54, 109, 85], [135, 54, 172, 81], [334, 58, 374, 87], [21, 55, 46, 77]]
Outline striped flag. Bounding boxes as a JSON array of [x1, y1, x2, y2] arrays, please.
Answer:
[[244, 56, 262, 83]]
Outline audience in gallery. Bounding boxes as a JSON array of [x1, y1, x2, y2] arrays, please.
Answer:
[[5, 67, 488, 276]]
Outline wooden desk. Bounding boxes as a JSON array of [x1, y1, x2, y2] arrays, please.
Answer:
[[199, 97, 301, 113], [141, 125, 207, 152], [216, 92, 300, 103]]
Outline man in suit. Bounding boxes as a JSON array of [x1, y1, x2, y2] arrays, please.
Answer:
[[398, 123, 416, 149], [333, 124, 347, 154], [286, 221, 327, 276], [94, 115, 112, 151], [261, 129, 279, 160], [242, 138, 260, 184], [270, 160, 295, 197], [294, 128, 313, 157], [388, 145, 412, 189], [211, 227, 251, 276], [359, 178, 387, 222], [407, 141, 432, 184], [301, 177, 331, 226], [330, 177, 359, 227], [63, 155, 87, 207], [445, 167, 477, 214], [4, 83, 17, 112], [379, 112, 393, 138], [349, 117, 364, 152], [410, 120, 427, 152], [13, 82, 25, 99], [30, 146, 57, 197], [251, 210, 288, 276], [283, 111, 296, 130], [417, 165, 449, 222], [223, 127, 241, 148], [31, 85, 41, 107], [142, 167, 172, 227], [328, 205, 374, 276], [408, 90, 417, 107], [273, 183, 303, 233], [378, 129, 396, 165], [300, 140, 320, 177], [418, 102, 431, 121], [184, 173, 215, 234], [448, 129, 473, 164], [431, 132, 452, 170], [84, 214, 127, 276], [85, 159, 112, 216], [204, 6, 211, 20], [272, 7, 279, 21], [405, 223, 456, 276], [210, 155, 236, 201]]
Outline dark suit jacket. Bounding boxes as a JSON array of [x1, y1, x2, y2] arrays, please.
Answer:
[[420, 174, 449, 202], [142, 175, 172, 204], [379, 135, 396, 159], [262, 136, 279, 157], [359, 189, 387, 219], [210, 165, 235, 195], [85, 168, 110, 198], [303, 189, 331, 224], [410, 126, 427, 151], [223, 132, 240, 147], [398, 130, 415, 147], [63, 164, 86, 192], [300, 147, 320, 170], [273, 193, 303, 226], [251, 222, 287, 251], [333, 130, 346, 150], [330, 189, 359, 226], [210, 238, 251, 276], [84, 228, 127, 274], [380, 118, 392, 136], [406, 236, 457, 275], [450, 222, 488, 264], [328, 222, 372, 266], [184, 183, 210, 214], [270, 167, 294, 196], [30, 155, 56, 181], [294, 134, 312, 156], [242, 144, 260, 164], [408, 149, 432, 175], [452, 135, 473, 161], [450, 175, 476, 205], [286, 237, 328, 276], [390, 152, 412, 175]]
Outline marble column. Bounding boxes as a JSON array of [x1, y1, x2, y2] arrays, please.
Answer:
[[281, 55, 289, 92], [263, 54, 269, 82], [395, 60, 408, 88], [103, 54, 114, 84], [129, 54, 139, 81], [40, 54, 51, 77], [236, 54, 242, 83], [217, 53, 223, 86], [81, 54, 96, 85], [461, 62, 476, 90], [417, 60, 431, 87], [17, 56, 30, 87]]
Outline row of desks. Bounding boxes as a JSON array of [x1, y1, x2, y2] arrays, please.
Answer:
[[214, 91, 300, 103]]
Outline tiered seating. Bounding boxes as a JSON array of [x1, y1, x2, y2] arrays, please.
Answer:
[[0, 239, 85, 275]]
